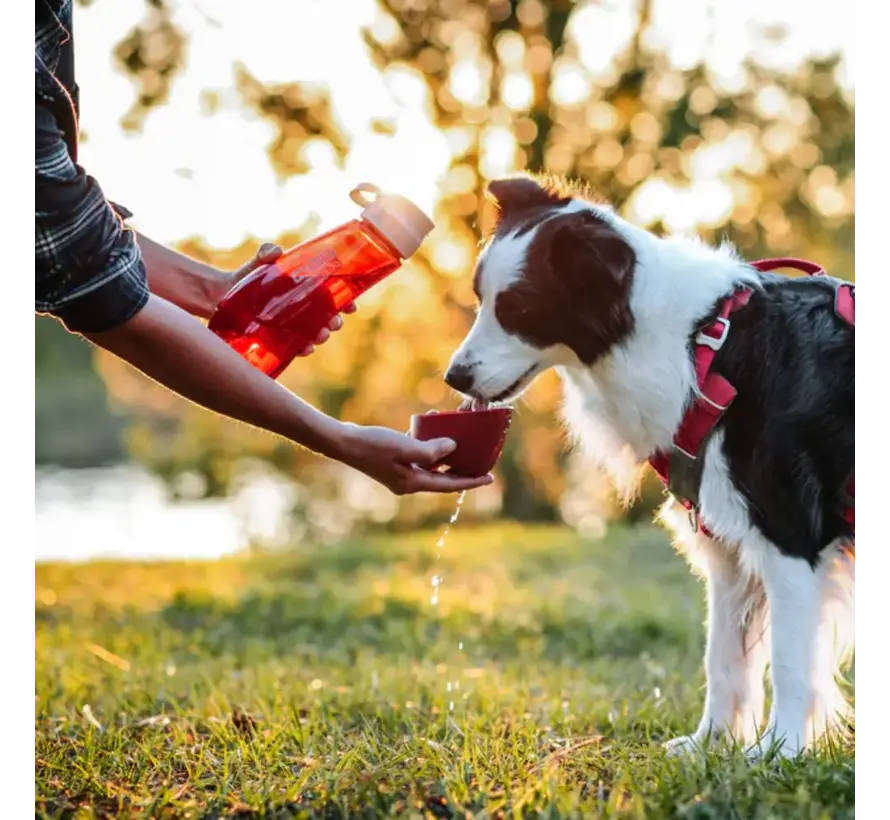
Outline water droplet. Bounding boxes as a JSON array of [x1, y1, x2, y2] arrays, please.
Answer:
[[431, 575, 441, 588], [446, 681, 452, 692], [449, 701, 455, 712], [430, 593, 439, 606], [449, 496, 466, 524], [654, 686, 662, 699], [458, 642, 463, 651]]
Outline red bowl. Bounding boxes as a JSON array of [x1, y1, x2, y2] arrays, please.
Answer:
[[410, 407, 513, 478]]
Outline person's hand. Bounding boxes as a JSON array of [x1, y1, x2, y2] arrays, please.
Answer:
[[336, 423, 494, 495], [222, 243, 356, 355]]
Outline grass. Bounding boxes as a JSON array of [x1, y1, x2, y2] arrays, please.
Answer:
[[35, 523, 854, 818]]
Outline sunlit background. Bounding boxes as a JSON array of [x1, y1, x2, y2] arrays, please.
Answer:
[[35, 0, 854, 561]]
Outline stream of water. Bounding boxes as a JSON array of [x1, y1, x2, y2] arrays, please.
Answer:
[[429, 490, 469, 714]]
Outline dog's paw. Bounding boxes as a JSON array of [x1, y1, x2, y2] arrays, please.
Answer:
[[664, 735, 707, 757]]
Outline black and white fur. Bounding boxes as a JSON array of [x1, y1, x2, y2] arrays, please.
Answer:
[[445, 175, 854, 759]]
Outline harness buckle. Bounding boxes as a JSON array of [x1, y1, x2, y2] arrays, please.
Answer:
[[696, 316, 730, 351], [668, 445, 704, 509]]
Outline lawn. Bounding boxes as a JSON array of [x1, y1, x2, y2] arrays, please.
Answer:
[[35, 523, 854, 818]]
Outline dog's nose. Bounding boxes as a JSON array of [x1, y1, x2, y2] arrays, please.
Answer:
[[444, 364, 475, 394]]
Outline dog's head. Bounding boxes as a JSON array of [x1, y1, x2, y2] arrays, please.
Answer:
[[445, 174, 638, 403]]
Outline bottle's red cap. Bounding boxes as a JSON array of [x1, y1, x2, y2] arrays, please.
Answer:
[[350, 183, 434, 259]]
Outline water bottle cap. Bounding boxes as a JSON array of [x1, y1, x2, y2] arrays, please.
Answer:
[[350, 183, 434, 259]]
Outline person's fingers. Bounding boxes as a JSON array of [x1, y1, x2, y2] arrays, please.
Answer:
[[232, 243, 284, 283], [255, 243, 283, 264], [327, 315, 344, 333], [382, 462, 420, 496], [399, 436, 457, 467], [291, 316, 340, 356], [342, 302, 357, 315], [404, 468, 494, 493], [290, 316, 342, 357]]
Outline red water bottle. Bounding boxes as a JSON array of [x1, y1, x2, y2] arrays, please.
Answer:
[[209, 183, 434, 379]]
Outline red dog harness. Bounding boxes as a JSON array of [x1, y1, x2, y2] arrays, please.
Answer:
[[648, 258, 855, 538]]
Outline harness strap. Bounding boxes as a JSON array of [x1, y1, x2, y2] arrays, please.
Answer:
[[835, 283, 855, 325], [752, 257, 855, 327], [648, 287, 752, 535], [749, 257, 826, 276], [649, 257, 854, 539]]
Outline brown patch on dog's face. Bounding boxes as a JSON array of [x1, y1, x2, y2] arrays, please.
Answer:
[[484, 176, 637, 366], [446, 175, 637, 402]]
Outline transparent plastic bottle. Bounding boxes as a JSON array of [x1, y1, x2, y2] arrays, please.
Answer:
[[208, 183, 434, 379]]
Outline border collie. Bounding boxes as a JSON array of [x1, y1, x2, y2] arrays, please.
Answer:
[[445, 174, 854, 760]]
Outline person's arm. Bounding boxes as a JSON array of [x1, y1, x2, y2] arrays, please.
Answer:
[[85, 295, 491, 494], [133, 232, 230, 320], [36, 95, 489, 495]]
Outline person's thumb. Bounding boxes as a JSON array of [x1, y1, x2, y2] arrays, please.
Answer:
[[407, 437, 457, 467], [254, 243, 283, 265], [233, 243, 283, 283]]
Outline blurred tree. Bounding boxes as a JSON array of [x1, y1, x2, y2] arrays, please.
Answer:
[[112, 0, 187, 133], [59, 0, 853, 532], [36, 316, 129, 467]]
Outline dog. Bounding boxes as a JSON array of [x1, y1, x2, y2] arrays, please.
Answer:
[[445, 174, 854, 759]]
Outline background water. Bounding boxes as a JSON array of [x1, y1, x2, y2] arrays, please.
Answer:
[[35, 465, 296, 563]]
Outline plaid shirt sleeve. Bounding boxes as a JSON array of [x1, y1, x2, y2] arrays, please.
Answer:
[[35, 94, 149, 334]]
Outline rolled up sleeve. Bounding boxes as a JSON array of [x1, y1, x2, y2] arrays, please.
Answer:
[[35, 99, 148, 333]]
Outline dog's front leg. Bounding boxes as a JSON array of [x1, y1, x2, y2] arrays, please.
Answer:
[[666, 538, 752, 755], [748, 544, 822, 760], [736, 599, 770, 745]]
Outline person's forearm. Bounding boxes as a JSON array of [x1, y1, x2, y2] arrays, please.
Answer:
[[136, 233, 227, 319], [85, 294, 350, 458]]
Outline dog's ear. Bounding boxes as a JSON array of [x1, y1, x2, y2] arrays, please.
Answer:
[[486, 175, 560, 215], [550, 213, 635, 286], [549, 213, 636, 364]]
